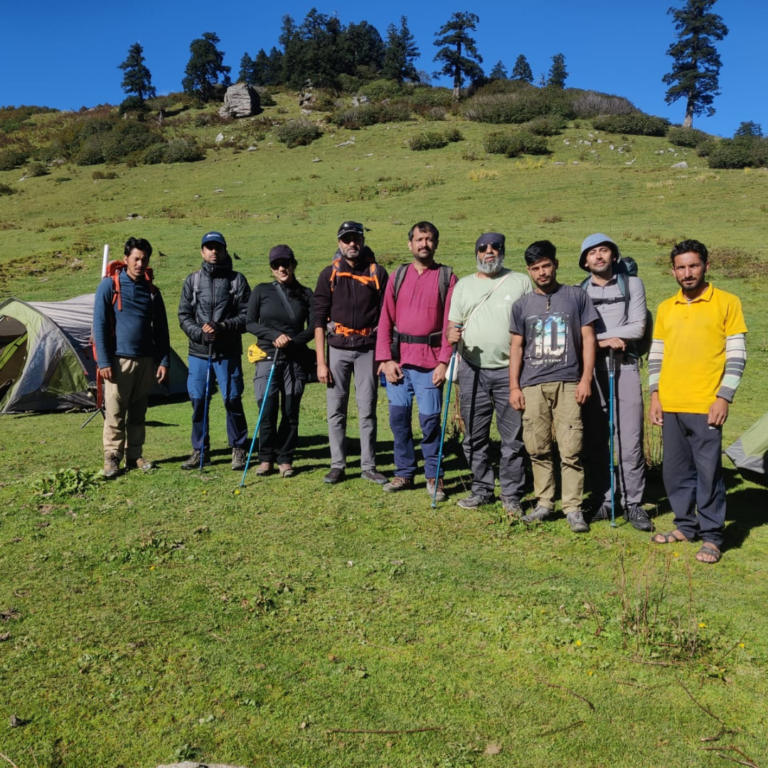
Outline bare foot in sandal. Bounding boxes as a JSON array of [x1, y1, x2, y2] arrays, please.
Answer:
[[652, 530, 689, 544], [696, 543, 721, 564]]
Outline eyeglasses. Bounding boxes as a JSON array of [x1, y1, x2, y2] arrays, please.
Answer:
[[271, 259, 293, 270], [477, 242, 503, 253]]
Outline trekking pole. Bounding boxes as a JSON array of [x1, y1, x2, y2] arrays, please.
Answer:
[[199, 343, 213, 471], [608, 348, 617, 528], [240, 350, 280, 487], [432, 340, 459, 509]]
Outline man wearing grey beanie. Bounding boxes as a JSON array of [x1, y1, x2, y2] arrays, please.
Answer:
[[446, 233, 532, 516]]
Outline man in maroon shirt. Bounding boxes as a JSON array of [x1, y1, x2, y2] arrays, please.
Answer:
[[376, 221, 457, 501]]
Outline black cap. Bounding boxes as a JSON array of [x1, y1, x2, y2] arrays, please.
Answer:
[[337, 221, 364, 238], [269, 245, 295, 263], [475, 232, 505, 251]]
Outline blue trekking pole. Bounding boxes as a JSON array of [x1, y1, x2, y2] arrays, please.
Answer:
[[432, 339, 460, 508], [608, 348, 617, 528], [199, 343, 213, 471], [240, 350, 280, 487]]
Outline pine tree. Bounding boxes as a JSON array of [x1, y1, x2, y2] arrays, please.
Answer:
[[345, 20, 386, 77], [433, 12, 484, 100], [182, 32, 232, 102], [489, 61, 508, 80], [382, 16, 420, 83], [548, 53, 568, 88], [511, 54, 533, 84], [238, 53, 255, 84], [118, 42, 156, 103], [663, 0, 728, 128]]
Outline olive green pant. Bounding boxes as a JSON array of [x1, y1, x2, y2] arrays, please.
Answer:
[[103, 356, 156, 461], [521, 381, 584, 514]]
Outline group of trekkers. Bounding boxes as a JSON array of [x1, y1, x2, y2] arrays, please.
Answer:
[[92, 222, 747, 564]]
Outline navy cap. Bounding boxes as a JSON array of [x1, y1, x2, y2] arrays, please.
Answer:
[[475, 232, 505, 251], [337, 221, 364, 238], [201, 231, 227, 248]]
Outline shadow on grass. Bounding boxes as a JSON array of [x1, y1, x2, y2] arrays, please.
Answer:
[[722, 467, 768, 551]]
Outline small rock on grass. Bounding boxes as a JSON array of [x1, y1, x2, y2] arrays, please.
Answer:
[[156, 763, 248, 768]]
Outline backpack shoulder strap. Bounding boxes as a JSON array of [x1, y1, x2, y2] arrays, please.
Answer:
[[191, 269, 202, 307], [438, 264, 453, 308], [392, 264, 409, 303], [616, 272, 630, 321]]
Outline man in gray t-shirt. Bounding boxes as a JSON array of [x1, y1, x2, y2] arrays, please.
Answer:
[[509, 240, 598, 533]]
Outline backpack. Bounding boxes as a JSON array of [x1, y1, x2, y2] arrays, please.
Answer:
[[105, 260, 158, 311], [390, 263, 454, 362], [329, 250, 382, 293], [580, 257, 653, 359]]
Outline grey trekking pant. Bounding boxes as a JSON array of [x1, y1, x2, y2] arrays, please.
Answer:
[[583, 364, 646, 508], [326, 346, 378, 471], [457, 361, 526, 501]]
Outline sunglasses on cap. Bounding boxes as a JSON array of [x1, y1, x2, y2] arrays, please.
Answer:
[[271, 259, 294, 270], [477, 242, 503, 253]]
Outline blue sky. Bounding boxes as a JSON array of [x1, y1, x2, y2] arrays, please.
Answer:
[[0, 0, 764, 137]]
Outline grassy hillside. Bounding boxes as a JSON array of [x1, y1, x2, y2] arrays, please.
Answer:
[[1, 92, 767, 768]]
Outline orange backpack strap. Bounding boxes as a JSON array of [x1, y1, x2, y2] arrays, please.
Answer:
[[329, 254, 381, 292]]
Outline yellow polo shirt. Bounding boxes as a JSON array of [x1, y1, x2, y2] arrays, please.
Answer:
[[654, 284, 747, 413]]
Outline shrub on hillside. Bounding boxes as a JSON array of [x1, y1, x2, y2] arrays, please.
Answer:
[[142, 143, 166, 165], [408, 132, 448, 151], [257, 89, 276, 108], [707, 138, 768, 169], [506, 132, 550, 156], [163, 138, 205, 163], [421, 106, 447, 121], [330, 103, 412, 129], [0, 148, 30, 170], [523, 115, 566, 136], [0, 183, 17, 195], [274, 120, 322, 148], [102, 121, 163, 162], [667, 126, 709, 148], [74, 135, 106, 166], [592, 113, 670, 136], [27, 162, 48, 177], [484, 131, 513, 155], [571, 91, 635, 118], [445, 126, 464, 143], [464, 86, 575, 125], [92, 170, 119, 180]]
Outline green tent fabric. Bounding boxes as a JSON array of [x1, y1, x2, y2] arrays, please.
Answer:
[[725, 411, 768, 476], [0, 295, 188, 413], [740, 411, 768, 458]]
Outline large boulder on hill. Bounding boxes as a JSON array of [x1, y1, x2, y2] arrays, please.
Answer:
[[219, 83, 261, 119]]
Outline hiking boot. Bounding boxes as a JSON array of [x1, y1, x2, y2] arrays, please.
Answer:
[[361, 468, 388, 485], [522, 505, 553, 524], [624, 504, 654, 532], [181, 449, 210, 470], [502, 496, 523, 521], [589, 503, 612, 522], [125, 457, 154, 472], [566, 509, 590, 533], [457, 493, 494, 510], [426, 478, 447, 503], [231, 447, 247, 471], [255, 462, 273, 476], [279, 464, 295, 478], [324, 468, 346, 485], [383, 476, 413, 493], [103, 453, 121, 479]]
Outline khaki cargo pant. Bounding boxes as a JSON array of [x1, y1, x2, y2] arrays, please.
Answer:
[[521, 381, 584, 514], [103, 356, 156, 461]]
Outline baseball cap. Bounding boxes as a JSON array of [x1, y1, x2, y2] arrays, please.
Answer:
[[201, 231, 227, 248], [269, 245, 295, 263], [337, 221, 364, 238]]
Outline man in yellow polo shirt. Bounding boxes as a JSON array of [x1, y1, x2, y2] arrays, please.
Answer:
[[648, 239, 747, 563]]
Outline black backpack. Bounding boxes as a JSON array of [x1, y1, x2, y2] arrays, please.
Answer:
[[580, 257, 653, 359]]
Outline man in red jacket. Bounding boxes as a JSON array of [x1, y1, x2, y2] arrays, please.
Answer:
[[314, 222, 389, 485]]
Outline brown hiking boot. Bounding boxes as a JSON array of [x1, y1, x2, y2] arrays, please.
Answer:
[[103, 453, 121, 479], [125, 457, 154, 472], [382, 476, 413, 493], [426, 477, 447, 503]]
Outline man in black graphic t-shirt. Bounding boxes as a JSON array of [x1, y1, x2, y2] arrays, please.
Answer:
[[509, 240, 598, 532]]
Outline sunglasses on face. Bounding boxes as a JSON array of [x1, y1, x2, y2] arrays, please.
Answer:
[[340, 233, 363, 244], [477, 242, 503, 253], [271, 259, 294, 270]]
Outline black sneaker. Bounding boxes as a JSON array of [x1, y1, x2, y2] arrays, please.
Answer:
[[624, 504, 654, 532], [522, 505, 553, 524], [589, 503, 612, 522], [324, 468, 346, 484], [361, 468, 388, 485], [502, 496, 523, 521], [457, 493, 494, 509], [181, 449, 211, 470], [566, 509, 590, 533]]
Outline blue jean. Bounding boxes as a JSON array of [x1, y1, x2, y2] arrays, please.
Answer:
[[386, 366, 443, 479], [187, 355, 248, 450]]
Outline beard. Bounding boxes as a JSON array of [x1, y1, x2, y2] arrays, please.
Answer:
[[476, 254, 504, 275]]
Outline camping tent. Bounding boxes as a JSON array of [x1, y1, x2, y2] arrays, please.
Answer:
[[725, 411, 768, 476], [0, 295, 187, 413]]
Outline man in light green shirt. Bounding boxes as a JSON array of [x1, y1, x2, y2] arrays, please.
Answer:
[[447, 232, 532, 515]]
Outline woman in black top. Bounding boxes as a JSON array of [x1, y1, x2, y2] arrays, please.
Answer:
[[245, 245, 315, 477]]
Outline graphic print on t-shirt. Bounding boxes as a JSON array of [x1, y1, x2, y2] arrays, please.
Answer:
[[526, 312, 570, 369]]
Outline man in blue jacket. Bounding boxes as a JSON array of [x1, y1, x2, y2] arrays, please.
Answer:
[[93, 237, 170, 478], [178, 231, 251, 470]]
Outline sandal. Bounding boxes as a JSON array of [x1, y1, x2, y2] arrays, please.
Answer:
[[652, 530, 690, 544], [695, 543, 721, 564], [279, 464, 295, 478]]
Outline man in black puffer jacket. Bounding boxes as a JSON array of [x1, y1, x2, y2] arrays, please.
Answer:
[[178, 231, 251, 470]]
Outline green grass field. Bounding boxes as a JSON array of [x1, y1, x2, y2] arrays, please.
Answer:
[[1, 95, 767, 767]]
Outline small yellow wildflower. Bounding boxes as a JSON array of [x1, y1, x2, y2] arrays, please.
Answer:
[[698, 622, 707, 628], [234, 490, 241, 495], [673, 552, 680, 557], [588, 670, 594, 676], [576, 640, 582, 646], [738, 643, 745, 648]]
